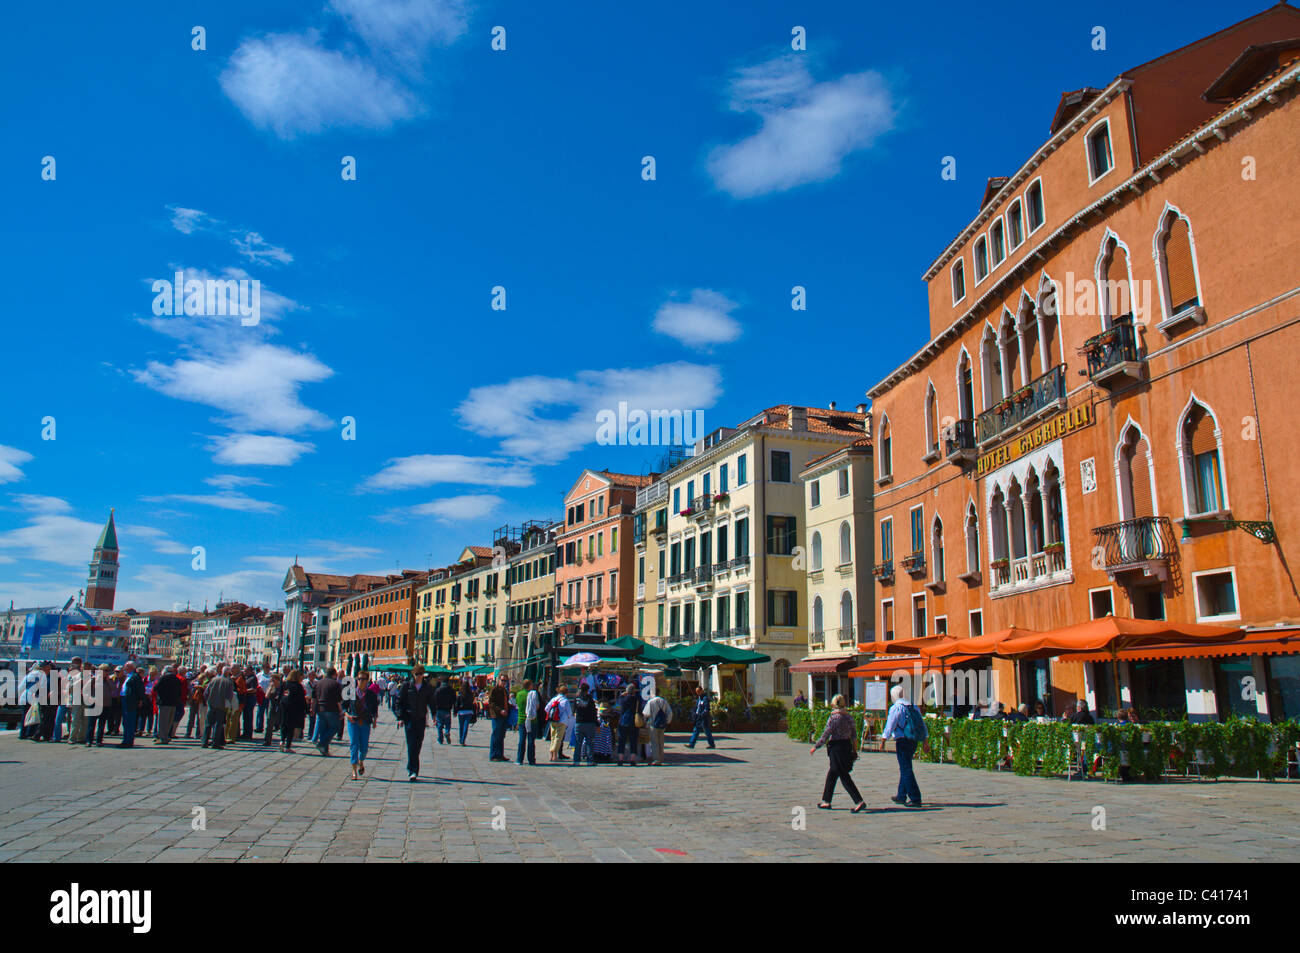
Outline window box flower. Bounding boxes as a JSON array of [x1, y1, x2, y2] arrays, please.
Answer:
[[1043, 541, 1065, 554], [990, 557, 1010, 570]]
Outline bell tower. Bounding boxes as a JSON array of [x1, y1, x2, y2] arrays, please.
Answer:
[[85, 508, 119, 610]]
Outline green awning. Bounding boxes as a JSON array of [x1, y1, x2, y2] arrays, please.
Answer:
[[370, 663, 414, 673], [605, 635, 683, 665], [667, 640, 771, 666]]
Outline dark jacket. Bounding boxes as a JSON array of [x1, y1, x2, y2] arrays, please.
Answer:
[[154, 672, 182, 707], [692, 694, 711, 723], [398, 677, 437, 724], [122, 671, 146, 708], [1071, 708, 1096, 725], [204, 674, 236, 711], [312, 676, 343, 714], [433, 682, 456, 712], [455, 687, 475, 713], [279, 681, 307, 729], [573, 693, 598, 724], [344, 687, 380, 727]]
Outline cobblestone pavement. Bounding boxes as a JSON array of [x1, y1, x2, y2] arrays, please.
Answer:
[[1, 719, 1298, 862]]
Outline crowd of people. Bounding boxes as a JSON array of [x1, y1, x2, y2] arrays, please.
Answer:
[[15, 659, 726, 783]]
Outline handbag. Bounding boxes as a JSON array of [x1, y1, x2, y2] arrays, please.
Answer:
[[634, 712, 646, 728], [24, 703, 40, 728]]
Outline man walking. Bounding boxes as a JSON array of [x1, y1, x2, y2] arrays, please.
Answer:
[[433, 676, 455, 744], [880, 684, 925, 808], [396, 665, 437, 781], [686, 686, 716, 750], [119, 662, 145, 748], [515, 679, 539, 765], [203, 666, 236, 749], [67, 658, 87, 744], [642, 690, 672, 766], [153, 665, 183, 744], [545, 684, 571, 762], [570, 683, 598, 766], [311, 667, 344, 756], [487, 676, 510, 762], [255, 662, 273, 733]]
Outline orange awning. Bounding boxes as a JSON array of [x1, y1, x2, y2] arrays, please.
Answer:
[[848, 654, 978, 678], [995, 617, 1244, 660], [858, 635, 957, 657], [928, 627, 1040, 659], [1068, 631, 1300, 664], [789, 655, 857, 674]]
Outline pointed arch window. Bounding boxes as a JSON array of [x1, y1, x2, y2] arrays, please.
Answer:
[[1156, 208, 1205, 332], [878, 416, 893, 481], [1180, 401, 1226, 516], [924, 384, 939, 459], [964, 503, 980, 576], [999, 311, 1020, 391], [838, 521, 852, 567], [957, 349, 975, 421], [980, 325, 1003, 409], [931, 517, 945, 584], [1099, 235, 1135, 329]]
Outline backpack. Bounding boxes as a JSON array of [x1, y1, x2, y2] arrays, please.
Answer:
[[546, 697, 562, 722], [899, 703, 929, 742], [652, 699, 670, 730]]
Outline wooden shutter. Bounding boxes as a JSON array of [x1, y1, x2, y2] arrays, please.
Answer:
[[883, 602, 894, 639], [1164, 217, 1198, 312], [767, 589, 775, 627], [1127, 437, 1154, 518], [1187, 409, 1217, 455]]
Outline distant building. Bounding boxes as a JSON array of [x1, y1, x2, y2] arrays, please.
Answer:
[[84, 509, 119, 610]]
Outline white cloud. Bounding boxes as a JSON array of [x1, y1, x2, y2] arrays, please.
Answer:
[[363, 455, 533, 492], [166, 207, 294, 267], [9, 494, 67, 514], [708, 56, 896, 198], [330, 0, 470, 68], [0, 510, 107, 566], [117, 524, 191, 556], [0, 446, 34, 484], [209, 434, 316, 467], [409, 493, 503, 522], [456, 362, 723, 464], [652, 289, 742, 348], [230, 232, 293, 266], [143, 492, 281, 514], [169, 207, 211, 235], [133, 344, 333, 434], [204, 474, 269, 489], [220, 31, 418, 139]]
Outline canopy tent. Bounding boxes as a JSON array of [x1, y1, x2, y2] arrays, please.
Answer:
[[369, 663, 414, 673], [666, 640, 770, 666], [858, 634, 958, 657], [605, 635, 681, 665], [557, 651, 604, 668], [847, 654, 980, 678], [927, 627, 1041, 660]]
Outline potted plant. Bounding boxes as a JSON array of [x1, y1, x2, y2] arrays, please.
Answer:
[[990, 557, 1010, 572], [1044, 541, 1065, 554], [713, 492, 729, 504]]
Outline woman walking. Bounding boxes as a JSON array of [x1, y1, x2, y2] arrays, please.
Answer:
[[279, 670, 307, 752], [142, 666, 159, 737], [810, 695, 866, 813], [83, 664, 110, 747], [455, 681, 476, 745], [344, 670, 380, 780], [262, 672, 283, 747]]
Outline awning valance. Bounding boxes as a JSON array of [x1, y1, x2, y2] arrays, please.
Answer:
[[1068, 631, 1300, 665], [790, 655, 857, 674]]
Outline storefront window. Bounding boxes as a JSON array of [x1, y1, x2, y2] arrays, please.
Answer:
[[1213, 658, 1259, 721], [1265, 655, 1300, 721], [1129, 660, 1187, 719]]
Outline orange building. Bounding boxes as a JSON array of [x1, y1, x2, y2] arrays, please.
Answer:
[[336, 570, 430, 671], [865, 4, 1300, 721], [554, 469, 655, 640]]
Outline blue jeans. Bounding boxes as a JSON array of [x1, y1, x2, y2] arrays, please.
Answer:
[[53, 706, 67, 742], [435, 710, 452, 743], [573, 723, 597, 765], [895, 738, 922, 804], [516, 725, 536, 764], [489, 717, 508, 759], [348, 721, 371, 765], [457, 712, 473, 743], [120, 707, 138, 746], [314, 712, 340, 752], [688, 717, 714, 748]]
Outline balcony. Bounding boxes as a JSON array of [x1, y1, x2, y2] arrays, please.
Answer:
[[944, 418, 976, 465], [650, 518, 668, 539], [976, 364, 1067, 446], [872, 560, 894, 582], [636, 582, 645, 600], [729, 555, 750, 572], [1082, 320, 1143, 389], [693, 564, 713, 588], [810, 631, 826, 652], [656, 579, 666, 597], [636, 480, 669, 509], [900, 552, 926, 576], [684, 497, 714, 522], [1092, 517, 1178, 582], [730, 626, 751, 640]]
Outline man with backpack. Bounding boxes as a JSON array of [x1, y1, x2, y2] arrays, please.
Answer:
[[642, 690, 672, 766], [571, 682, 598, 766], [880, 683, 926, 807], [433, 676, 456, 744], [544, 684, 571, 762]]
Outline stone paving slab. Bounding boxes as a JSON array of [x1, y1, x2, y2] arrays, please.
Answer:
[[2, 718, 1298, 862]]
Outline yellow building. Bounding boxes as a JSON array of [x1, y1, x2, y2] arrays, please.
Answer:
[[502, 521, 559, 679], [796, 435, 875, 703], [661, 404, 869, 703]]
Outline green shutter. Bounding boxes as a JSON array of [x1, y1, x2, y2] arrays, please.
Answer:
[[767, 588, 775, 626]]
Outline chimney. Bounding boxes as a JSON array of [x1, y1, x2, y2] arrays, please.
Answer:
[[828, 401, 837, 411], [790, 407, 807, 431], [856, 402, 867, 415]]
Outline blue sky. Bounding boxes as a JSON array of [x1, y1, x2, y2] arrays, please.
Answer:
[[0, 0, 1266, 611]]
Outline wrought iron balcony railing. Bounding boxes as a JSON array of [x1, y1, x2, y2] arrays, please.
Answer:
[[1092, 516, 1178, 573], [1082, 320, 1143, 389], [976, 364, 1067, 445], [944, 418, 976, 464]]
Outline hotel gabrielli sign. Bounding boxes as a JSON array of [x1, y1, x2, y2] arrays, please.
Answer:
[[976, 402, 1094, 477]]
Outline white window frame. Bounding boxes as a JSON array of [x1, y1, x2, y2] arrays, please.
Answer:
[[1112, 416, 1161, 521], [911, 592, 927, 638], [1088, 585, 1115, 619], [1084, 117, 1115, 186], [1094, 229, 1138, 331], [809, 478, 821, 509], [990, 216, 1007, 268], [968, 608, 983, 639], [879, 516, 894, 564], [880, 597, 895, 641], [1024, 177, 1046, 235], [837, 466, 850, 498], [934, 614, 948, 636], [1007, 197, 1025, 251], [810, 531, 823, 572], [951, 257, 967, 305], [973, 235, 990, 284], [877, 413, 893, 482], [1152, 202, 1207, 331], [1175, 392, 1230, 519], [908, 503, 925, 559], [1192, 567, 1241, 623]]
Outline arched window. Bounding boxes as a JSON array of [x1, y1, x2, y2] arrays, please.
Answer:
[[980, 324, 1003, 408], [838, 521, 852, 567], [1098, 234, 1135, 329], [879, 415, 893, 479], [773, 658, 792, 695], [839, 592, 854, 639], [1117, 424, 1155, 521], [965, 502, 980, 574], [1008, 478, 1028, 560], [990, 485, 1009, 570], [932, 517, 945, 583], [811, 531, 823, 572], [924, 383, 939, 456], [1044, 461, 1064, 548], [1019, 297, 1040, 380], [812, 596, 824, 639], [1155, 207, 1204, 330], [957, 348, 975, 422], [999, 310, 1020, 391], [1179, 399, 1226, 515], [1038, 287, 1059, 369], [1025, 468, 1044, 555]]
